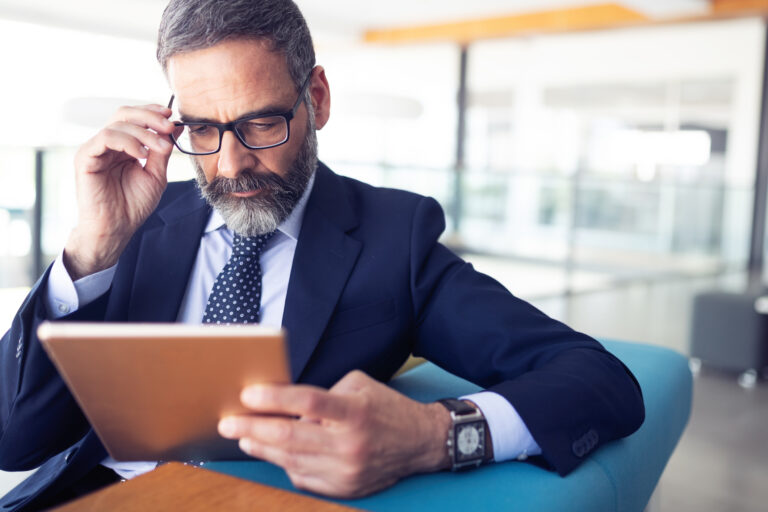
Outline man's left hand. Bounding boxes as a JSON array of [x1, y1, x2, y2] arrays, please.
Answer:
[[218, 370, 451, 498]]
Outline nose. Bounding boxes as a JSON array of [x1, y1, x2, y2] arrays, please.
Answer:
[[216, 130, 253, 180]]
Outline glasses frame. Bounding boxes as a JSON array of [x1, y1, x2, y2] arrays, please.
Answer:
[[167, 71, 313, 155]]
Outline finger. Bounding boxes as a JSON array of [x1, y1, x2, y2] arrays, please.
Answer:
[[238, 437, 396, 499], [218, 415, 333, 453], [237, 438, 337, 481], [240, 384, 352, 421], [111, 105, 175, 134], [108, 122, 173, 154], [141, 104, 173, 115], [284, 472, 347, 498], [144, 137, 174, 181], [78, 128, 149, 167], [286, 471, 394, 500]]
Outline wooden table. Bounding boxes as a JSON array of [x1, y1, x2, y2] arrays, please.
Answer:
[[50, 462, 360, 512]]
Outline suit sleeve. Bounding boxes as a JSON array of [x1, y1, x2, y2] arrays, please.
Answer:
[[0, 266, 110, 471], [408, 196, 645, 476]]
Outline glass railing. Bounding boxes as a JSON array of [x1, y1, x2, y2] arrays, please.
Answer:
[[0, 149, 756, 325], [329, 161, 753, 296]]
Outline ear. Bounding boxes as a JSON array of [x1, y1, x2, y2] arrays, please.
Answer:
[[308, 66, 331, 130]]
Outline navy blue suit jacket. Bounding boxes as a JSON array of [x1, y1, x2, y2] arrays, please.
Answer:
[[0, 163, 644, 510]]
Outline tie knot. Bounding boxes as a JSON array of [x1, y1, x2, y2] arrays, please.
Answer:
[[232, 232, 275, 256]]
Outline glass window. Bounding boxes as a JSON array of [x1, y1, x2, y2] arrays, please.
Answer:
[[0, 148, 36, 327], [0, 19, 177, 325], [464, 19, 765, 289], [0, 148, 35, 287], [317, 42, 458, 214]]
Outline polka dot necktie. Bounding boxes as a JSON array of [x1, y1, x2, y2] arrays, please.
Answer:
[[202, 231, 275, 324]]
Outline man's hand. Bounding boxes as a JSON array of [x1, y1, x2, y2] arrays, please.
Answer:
[[218, 370, 453, 498], [65, 105, 176, 280]]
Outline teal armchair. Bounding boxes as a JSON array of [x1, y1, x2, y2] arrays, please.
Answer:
[[207, 340, 692, 512]]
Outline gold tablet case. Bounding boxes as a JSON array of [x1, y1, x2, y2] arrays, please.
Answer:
[[37, 322, 290, 461]]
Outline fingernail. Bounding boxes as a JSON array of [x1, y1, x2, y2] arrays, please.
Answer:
[[158, 138, 172, 150], [140, 146, 149, 156], [218, 417, 236, 437]]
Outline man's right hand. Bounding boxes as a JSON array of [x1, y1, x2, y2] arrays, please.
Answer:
[[64, 105, 176, 281]]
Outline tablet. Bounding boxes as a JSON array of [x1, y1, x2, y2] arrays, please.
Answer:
[[37, 322, 290, 462]]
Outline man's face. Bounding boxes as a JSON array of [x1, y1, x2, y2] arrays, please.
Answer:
[[167, 39, 320, 236]]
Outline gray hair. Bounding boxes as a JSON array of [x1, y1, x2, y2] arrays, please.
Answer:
[[156, 0, 315, 93]]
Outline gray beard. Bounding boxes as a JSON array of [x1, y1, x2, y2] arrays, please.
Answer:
[[193, 125, 317, 237]]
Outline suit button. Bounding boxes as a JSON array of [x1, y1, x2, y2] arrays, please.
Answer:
[[65, 448, 77, 463], [572, 429, 599, 458], [584, 429, 598, 449]]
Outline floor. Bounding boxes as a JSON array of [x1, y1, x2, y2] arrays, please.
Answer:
[[0, 266, 766, 510], [527, 272, 768, 512], [658, 367, 768, 512]]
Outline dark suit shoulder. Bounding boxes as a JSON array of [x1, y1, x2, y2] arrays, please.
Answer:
[[138, 180, 206, 230], [158, 179, 198, 208], [334, 171, 427, 207], [327, 168, 445, 231]]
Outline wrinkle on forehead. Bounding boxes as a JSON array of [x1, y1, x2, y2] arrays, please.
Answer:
[[167, 39, 295, 123]]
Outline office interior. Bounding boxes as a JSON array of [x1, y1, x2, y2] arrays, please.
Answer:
[[0, 0, 766, 510]]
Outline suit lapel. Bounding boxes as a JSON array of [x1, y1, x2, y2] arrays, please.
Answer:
[[283, 164, 361, 381], [128, 186, 210, 322], [126, 169, 360, 379]]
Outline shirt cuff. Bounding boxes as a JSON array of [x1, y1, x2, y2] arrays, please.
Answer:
[[45, 251, 117, 318], [461, 391, 542, 462], [100, 457, 158, 480]]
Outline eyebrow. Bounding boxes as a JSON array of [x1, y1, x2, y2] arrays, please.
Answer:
[[179, 105, 289, 124]]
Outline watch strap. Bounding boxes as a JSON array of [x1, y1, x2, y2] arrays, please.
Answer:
[[437, 398, 487, 470], [437, 398, 477, 416]]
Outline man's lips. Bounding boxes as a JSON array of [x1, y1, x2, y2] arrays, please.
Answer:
[[230, 189, 263, 198]]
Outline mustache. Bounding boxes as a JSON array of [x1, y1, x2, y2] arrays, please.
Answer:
[[204, 170, 292, 197]]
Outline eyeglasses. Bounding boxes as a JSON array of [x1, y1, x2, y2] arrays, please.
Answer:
[[167, 72, 312, 155]]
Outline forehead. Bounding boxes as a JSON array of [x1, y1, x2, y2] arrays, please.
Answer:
[[167, 39, 295, 119]]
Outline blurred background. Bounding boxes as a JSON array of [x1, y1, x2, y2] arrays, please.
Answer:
[[0, 1, 767, 510]]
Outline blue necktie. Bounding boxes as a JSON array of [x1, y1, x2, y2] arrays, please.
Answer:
[[202, 232, 274, 324]]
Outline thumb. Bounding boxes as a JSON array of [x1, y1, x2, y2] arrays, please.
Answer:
[[329, 370, 374, 395]]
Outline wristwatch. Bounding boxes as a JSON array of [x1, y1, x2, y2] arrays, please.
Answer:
[[437, 398, 487, 470]]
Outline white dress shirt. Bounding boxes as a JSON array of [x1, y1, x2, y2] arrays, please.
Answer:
[[44, 173, 540, 479]]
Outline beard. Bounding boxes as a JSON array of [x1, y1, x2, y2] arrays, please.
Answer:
[[193, 120, 318, 237]]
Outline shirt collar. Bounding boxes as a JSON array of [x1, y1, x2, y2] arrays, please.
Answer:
[[204, 171, 316, 241]]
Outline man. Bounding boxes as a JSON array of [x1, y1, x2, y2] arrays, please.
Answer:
[[0, 0, 644, 509]]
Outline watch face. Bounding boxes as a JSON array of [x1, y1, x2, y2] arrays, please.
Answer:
[[455, 421, 485, 461]]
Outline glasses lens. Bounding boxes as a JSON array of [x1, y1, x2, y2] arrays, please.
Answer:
[[172, 124, 220, 154], [236, 116, 288, 149]]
